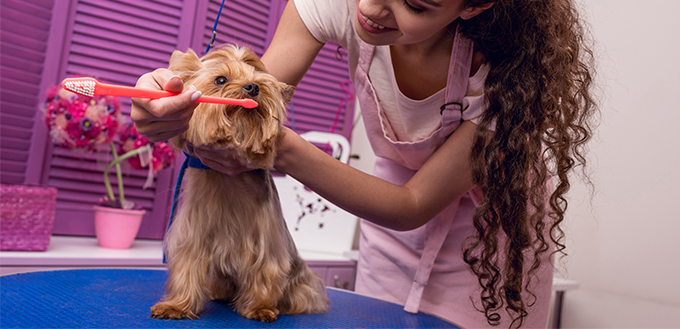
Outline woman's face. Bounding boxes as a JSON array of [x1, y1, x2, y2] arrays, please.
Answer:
[[354, 0, 468, 46]]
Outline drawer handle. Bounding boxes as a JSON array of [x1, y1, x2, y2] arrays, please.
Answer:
[[333, 275, 349, 289]]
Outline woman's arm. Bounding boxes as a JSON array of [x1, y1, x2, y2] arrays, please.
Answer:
[[261, 1, 324, 86], [262, 1, 476, 231], [275, 122, 477, 231]]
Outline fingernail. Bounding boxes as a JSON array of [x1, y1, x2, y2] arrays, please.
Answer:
[[191, 89, 202, 102]]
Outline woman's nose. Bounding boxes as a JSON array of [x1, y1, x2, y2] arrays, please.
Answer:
[[358, 0, 390, 18]]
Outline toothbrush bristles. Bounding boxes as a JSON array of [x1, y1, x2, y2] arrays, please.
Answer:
[[63, 79, 96, 97]]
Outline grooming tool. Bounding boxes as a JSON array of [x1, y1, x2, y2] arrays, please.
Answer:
[[62, 77, 258, 109]]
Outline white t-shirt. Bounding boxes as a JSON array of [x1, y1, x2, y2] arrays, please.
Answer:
[[294, 0, 489, 142]]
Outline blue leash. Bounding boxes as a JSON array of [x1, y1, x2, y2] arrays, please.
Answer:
[[164, 153, 210, 263], [204, 0, 227, 55], [164, 0, 227, 263]]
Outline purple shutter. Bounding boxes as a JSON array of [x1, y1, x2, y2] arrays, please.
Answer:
[[3, 0, 355, 240], [38, 0, 197, 239], [0, 0, 55, 185], [291, 44, 355, 140], [195, 0, 277, 57]]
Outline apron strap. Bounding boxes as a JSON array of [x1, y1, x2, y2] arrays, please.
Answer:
[[404, 26, 474, 314], [358, 41, 376, 76], [355, 24, 475, 314], [440, 25, 474, 121], [403, 199, 461, 313]]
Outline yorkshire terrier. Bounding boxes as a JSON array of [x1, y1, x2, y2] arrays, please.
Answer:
[[150, 45, 329, 322]]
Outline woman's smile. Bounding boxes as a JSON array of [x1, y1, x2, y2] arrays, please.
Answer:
[[357, 10, 394, 34]]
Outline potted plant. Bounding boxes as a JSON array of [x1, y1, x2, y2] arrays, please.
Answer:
[[43, 84, 176, 249]]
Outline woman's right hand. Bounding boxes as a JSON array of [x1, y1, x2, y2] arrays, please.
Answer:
[[130, 68, 203, 142]]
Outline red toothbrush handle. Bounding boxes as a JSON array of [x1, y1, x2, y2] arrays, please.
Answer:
[[196, 95, 258, 109], [95, 83, 178, 99], [91, 80, 258, 108]]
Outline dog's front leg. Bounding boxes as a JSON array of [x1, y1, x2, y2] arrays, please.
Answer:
[[151, 252, 211, 319], [234, 262, 287, 323]]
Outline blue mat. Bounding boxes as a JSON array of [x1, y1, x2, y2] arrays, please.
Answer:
[[1, 269, 458, 328]]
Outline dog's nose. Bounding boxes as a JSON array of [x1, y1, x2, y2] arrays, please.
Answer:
[[243, 83, 259, 97]]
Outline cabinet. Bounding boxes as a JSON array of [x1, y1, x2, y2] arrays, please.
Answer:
[[0, 236, 357, 291], [307, 260, 357, 291]]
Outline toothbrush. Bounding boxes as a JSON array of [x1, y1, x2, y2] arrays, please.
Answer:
[[61, 77, 258, 109]]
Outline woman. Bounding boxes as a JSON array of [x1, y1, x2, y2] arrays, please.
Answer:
[[131, 0, 597, 327]]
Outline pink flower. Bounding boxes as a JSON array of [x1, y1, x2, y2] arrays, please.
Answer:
[[43, 81, 176, 209], [44, 86, 121, 151], [118, 123, 176, 173]]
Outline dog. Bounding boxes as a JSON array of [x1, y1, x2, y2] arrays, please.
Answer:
[[150, 45, 329, 322]]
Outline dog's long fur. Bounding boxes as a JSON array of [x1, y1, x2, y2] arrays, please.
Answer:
[[150, 45, 328, 322]]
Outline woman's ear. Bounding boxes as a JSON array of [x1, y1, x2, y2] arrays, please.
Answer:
[[460, 2, 494, 20]]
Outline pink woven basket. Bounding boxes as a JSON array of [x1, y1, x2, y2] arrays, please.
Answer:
[[0, 184, 57, 251]]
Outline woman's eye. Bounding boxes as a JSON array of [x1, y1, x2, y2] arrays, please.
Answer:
[[403, 0, 425, 14], [214, 76, 229, 86]]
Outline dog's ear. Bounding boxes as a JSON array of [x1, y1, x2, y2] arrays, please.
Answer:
[[240, 46, 268, 73], [168, 49, 203, 74], [280, 82, 295, 106]]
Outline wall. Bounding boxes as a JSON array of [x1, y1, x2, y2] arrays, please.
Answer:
[[561, 0, 680, 327]]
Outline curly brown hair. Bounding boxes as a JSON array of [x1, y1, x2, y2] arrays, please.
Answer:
[[458, 0, 597, 327]]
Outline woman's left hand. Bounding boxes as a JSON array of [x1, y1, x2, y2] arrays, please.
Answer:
[[184, 143, 251, 176]]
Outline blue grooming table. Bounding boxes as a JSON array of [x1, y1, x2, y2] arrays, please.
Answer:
[[0, 269, 459, 328]]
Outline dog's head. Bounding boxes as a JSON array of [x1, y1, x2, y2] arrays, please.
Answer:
[[168, 45, 294, 168]]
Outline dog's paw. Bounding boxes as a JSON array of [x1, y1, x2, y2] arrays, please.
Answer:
[[150, 302, 198, 320], [244, 307, 279, 323]]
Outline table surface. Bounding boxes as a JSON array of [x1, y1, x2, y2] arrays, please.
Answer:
[[0, 269, 459, 328]]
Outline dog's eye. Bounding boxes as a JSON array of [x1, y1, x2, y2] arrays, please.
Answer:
[[214, 76, 229, 86]]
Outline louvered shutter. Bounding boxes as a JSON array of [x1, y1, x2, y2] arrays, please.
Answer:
[[41, 0, 197, 239], [6, 0, 355, 240], [291, 45, 355, 140], [197, 0, 276, 56], [197, 0, 355, 141], [0, 0, 55, 185]]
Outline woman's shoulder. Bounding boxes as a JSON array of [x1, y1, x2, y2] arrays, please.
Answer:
[[294, 0, 355, 47]]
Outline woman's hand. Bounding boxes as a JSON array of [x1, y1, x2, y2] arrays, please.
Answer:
[[184, 127, 296, 176], [130, 69, 202, 142], [184, 142, 252, 176], [186, 127, 297, 176]]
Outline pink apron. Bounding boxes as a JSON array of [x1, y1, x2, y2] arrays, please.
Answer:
[[353, 26, 553, 328]]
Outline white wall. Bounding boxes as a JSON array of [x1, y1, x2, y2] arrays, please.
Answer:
[[561, 1, 680, 327]]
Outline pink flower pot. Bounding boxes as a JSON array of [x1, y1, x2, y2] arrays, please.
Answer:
[[93, 205, 145, 249]]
